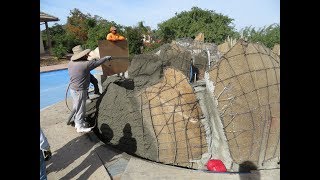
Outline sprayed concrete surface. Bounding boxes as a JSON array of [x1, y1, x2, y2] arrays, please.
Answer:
[[94, 40, 218, 168], [92, 39, 279, 170], [94, 75, 159, 161]]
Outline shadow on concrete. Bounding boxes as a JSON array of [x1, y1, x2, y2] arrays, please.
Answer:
[[61, 144, 116, 180], [91, 81, 137, 155], [99, 123, 114, 143], [115, 123, 137, 154], [239, 161, 260, 180], [113, 78, 135, 90], [46, 134, 117, 179], [97, 122, 137, 155]]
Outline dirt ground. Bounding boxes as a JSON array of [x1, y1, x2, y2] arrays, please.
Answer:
[[40, 52, 71, 67], [40, 57, 69, 67]]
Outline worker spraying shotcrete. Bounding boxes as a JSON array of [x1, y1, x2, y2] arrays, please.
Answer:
[[67, 45, 112, 133]]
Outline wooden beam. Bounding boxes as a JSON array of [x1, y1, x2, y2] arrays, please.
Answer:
[[45, 22, 52, 54]]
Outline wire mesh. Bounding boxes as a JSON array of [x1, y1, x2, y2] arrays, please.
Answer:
[[140, 68, 207, 168], [208, 39, 280, 169], [95, 38, 280, 170]]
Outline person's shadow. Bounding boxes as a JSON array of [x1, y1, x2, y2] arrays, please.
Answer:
[[239, 161, 260, 180], [114, 123, 137, 154], [93, 92, 137, 156], [46, 132, 119, 180]]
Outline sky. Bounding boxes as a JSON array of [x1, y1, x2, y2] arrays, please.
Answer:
[[40, 0, 280, 31]]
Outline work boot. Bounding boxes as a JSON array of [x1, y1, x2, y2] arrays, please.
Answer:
[[86, 99, 92, 104], [75, 122, 93, 133]]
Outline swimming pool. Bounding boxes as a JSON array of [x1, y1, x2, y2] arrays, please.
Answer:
[[40, 69, 99, 110]]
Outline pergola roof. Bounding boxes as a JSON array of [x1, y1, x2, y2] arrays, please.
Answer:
[[40, 11, 59, 22]]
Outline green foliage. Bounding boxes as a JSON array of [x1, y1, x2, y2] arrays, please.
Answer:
[[42, 24, 81, 53], [52, 44, 67, 59], [85, 22, 124, 50], [137, 21, 151, 34], [85, 23, 110, 49], [41, 8, 279, 59], [47, 23, 65, 37], [57, 33, 82, 53], [125, 26, 143, 55], [155, 6, 238, 44], [41, 23, 65, 47], [42, 9, 142, 57], [160, 27, 175, 43], [65, 8, 99, 43], [240, 24, 280, 48], [142, 42, 162, 53]]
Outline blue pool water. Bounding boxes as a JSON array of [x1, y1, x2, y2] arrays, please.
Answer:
[[40, 69, 99, 110]]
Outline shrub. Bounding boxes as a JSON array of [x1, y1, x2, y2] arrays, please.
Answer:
[[143, 42, 162, 53], [52, 44, 68, 59]]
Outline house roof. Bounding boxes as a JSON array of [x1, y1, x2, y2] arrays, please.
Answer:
[[40, 11, 59, 22]]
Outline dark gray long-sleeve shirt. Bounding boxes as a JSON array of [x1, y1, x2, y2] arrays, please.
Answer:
[[68, 58, 108, 91]]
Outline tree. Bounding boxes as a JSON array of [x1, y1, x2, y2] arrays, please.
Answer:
[[85, 23, 109, 49], [137, 21, 150, 35], [155, 7, 238, 44], [42, 23, 81, 57], [125, 26, 143, 55], [240, 24, 280, 48], [65, 8, 96, 44], [41, 23, 65, 48]]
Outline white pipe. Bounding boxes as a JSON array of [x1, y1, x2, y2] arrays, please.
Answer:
[[207, 48, 211, 68]]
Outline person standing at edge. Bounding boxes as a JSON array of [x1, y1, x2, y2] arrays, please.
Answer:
[[40, 128, 51, 180], [106, 26, 125, 41], [68, 45, 112, 133], [106, 26, 126, 77]]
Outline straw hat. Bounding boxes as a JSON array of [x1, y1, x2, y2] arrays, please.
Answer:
[[87, 47, 100, 60], [70, 45, 91, 61], [110, 26, 117, 32]]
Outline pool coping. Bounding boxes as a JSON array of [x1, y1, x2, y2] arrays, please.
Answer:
[[40, 63, 102, 73], [40, 63, 68, 72]]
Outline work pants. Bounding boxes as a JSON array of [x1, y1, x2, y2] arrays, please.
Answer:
[[70, 88, 87, 126], [90, 73, 100, 94], [40, 150, 47, 180]]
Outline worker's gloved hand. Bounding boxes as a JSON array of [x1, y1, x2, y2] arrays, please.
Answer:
[[101, 56, 112, 61], [43, 149, 52, 161]]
